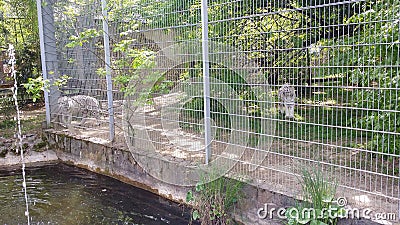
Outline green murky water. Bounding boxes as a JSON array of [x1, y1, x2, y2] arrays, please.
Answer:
[[0, 164, 191, 225]]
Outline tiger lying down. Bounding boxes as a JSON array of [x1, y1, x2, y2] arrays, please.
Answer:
[[55, 95, 102, 127]]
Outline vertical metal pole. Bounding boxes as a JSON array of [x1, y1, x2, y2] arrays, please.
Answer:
[[36, 0, 50, 127], [395, 18, 400, 224], [201, 0, 211, 164], [101, 0, 115, 141]]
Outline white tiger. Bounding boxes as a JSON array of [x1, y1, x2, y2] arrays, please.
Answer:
[[278, 83, 296, 119], [56, 95, 101, 127]]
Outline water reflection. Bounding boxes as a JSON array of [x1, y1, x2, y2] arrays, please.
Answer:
[[0, 164, 192, 224]]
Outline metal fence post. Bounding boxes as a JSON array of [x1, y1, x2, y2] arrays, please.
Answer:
[[201, 0, 211, 164], [36, 0, 60, 126], [36, 0, 50, 127], [101, 0, 115, 142]]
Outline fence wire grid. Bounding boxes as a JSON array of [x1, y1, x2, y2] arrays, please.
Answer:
[[39, 0, 400, 220]]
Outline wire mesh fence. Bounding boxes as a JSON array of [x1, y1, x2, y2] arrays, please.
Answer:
[[39, 0, 400, 219], [40, 0, 111, 140]]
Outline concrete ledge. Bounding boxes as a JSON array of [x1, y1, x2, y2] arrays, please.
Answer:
[[0, 150, 58, 168], [43, 129, 191, 203]]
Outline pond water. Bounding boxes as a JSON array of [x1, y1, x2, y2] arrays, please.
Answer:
[[0, 164, 192, 225]]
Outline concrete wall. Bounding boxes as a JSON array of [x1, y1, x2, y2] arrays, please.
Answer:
[[43, 129, 383, 225]]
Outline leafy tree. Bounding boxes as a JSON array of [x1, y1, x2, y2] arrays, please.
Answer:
[[0, 0, 41, 102], [345, 1, 400, 155]]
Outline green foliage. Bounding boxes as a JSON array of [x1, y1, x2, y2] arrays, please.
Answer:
[[53, 75, 71, 87], [22, 75, 70, 102], [0, 0, 41, 98], [186, 169, 244, 225], [0, 119, 16, 129], [0, 0, 38, 46], [344, 2, 400, 155], [0, 95, 15, 121], [15, 45, 41, 99], [22, 76, 48, 102], [300, 169, 336, 211], [285, 168, 344, 225], [112, 39, 157, 98], [65, 29, 101, 48], [132, 0, 199, 30]]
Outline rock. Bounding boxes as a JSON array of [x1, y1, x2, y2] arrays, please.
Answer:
[[0, 137, 5, 145], [0, 132, 51, 157], [33, 141, 48, 152], [0, 146, 8, 157]]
